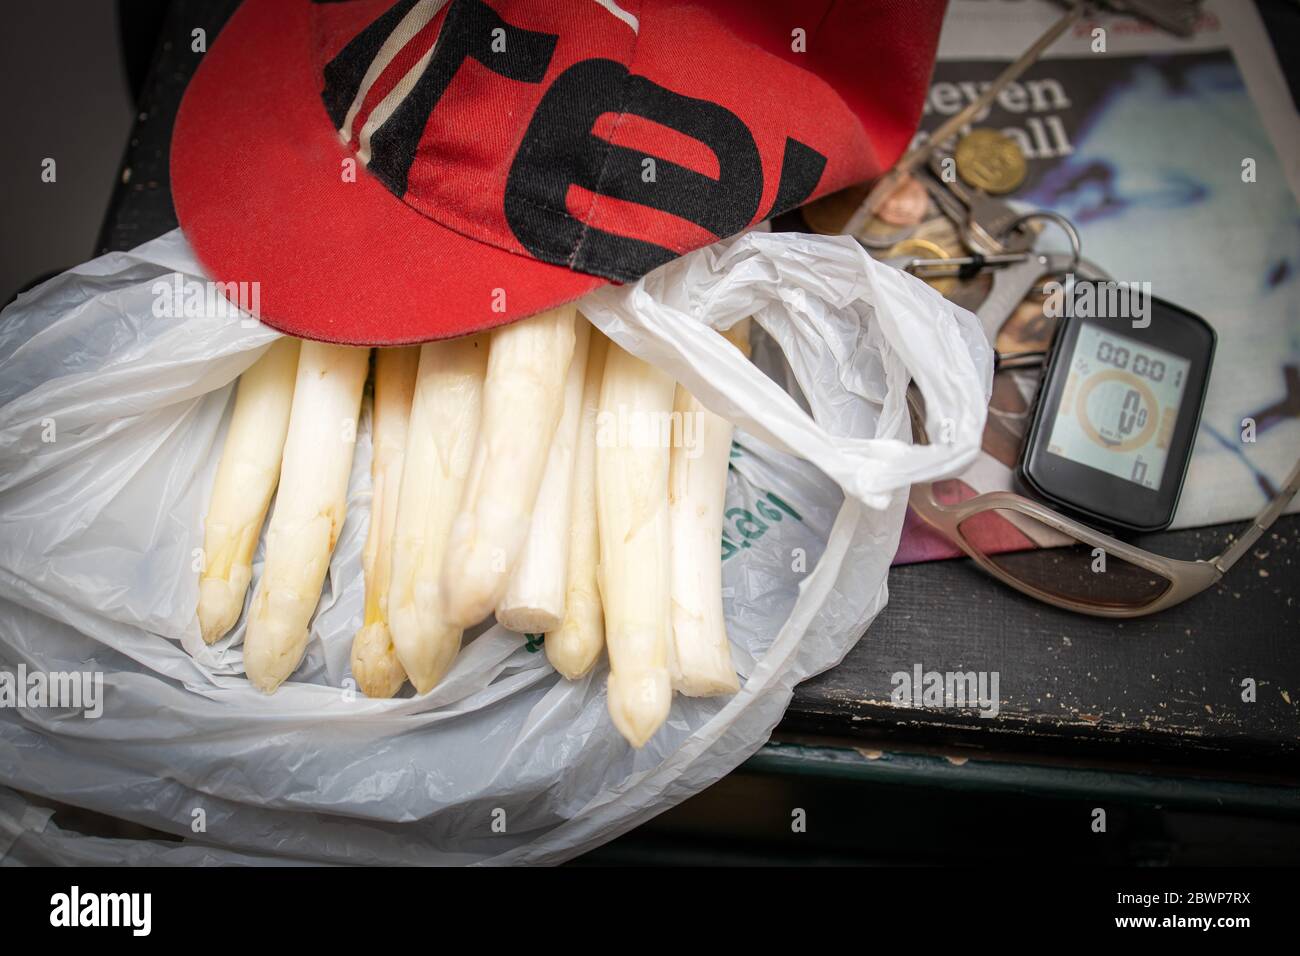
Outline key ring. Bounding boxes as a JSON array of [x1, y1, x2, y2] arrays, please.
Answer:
[[1003, 211, 1082, 276]]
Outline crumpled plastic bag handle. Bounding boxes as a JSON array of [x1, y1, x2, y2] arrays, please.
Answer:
[[581, 232, 994, 511]]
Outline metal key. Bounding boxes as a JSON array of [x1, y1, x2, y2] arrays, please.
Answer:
[[882, 250, 1037, 276], [976, 253, 1113, 346], [915, 161, 969, 226], [920, 156, 1035, 255]]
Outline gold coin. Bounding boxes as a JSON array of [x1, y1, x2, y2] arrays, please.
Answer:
[[886, 238, 957, 296], [954, 128, 1027, 195]]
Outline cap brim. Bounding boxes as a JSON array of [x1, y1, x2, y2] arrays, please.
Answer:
[[171, 0, 604, 345]]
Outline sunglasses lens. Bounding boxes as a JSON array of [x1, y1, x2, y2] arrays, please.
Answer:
[[956, 509, 1172, 609]]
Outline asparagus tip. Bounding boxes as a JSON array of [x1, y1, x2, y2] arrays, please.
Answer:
[[243, 614, 303, 693], [607, 669, 672, 748], [351, 622, 407, 698], [545, 630, 599, 680], [197, 575, 247, 645]]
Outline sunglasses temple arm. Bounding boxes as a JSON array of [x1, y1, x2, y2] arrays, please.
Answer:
[[1212, 458, 1300, 574]]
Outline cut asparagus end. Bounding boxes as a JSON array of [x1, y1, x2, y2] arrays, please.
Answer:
[[665, 621, 738, 697], [496, 603, 562, 635], [672, 671, 741, 698], [497, 319, 592, 635]]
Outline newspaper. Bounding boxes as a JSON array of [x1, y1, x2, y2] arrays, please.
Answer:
[[890, 0, 1300, 563]]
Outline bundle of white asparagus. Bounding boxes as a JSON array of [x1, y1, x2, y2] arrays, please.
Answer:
[[197, 311, 750, 747]]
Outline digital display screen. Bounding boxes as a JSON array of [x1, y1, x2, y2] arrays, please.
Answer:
[[1046, 324, 1190, 490]]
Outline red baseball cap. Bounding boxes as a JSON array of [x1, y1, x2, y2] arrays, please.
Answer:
[[172, 0, 945, 344]]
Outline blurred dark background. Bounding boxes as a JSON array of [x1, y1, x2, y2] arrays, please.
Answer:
[[0, 0, 167, 305]]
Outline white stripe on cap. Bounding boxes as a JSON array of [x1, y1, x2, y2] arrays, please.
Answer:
[[592, 0, 639, 33], [357, 38, 443, 166], [350, 0, 636, 168], [338, 0, 448, 146]]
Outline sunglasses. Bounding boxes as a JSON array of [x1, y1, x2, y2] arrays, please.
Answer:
[[906, 383, 1300, 618]]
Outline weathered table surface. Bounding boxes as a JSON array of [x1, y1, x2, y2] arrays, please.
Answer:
[[100, 0, 1298, 789]]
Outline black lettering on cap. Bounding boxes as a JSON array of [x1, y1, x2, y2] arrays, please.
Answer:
[[506, 58, 768, 281], [324, 0, 558, 196], [764, 137, 828, 221]]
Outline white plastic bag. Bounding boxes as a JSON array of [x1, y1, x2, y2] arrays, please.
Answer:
[[0, 228, 991, 865]]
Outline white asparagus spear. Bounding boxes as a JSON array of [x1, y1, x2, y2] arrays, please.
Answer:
[[666, 321, 751, 696], [388, 336, 489, 693], [198, 337, 301, 644], [545, 330, 609, 679], [442, 305, 576, 627], [243, 342, 370, 693], [596, 342, 676, 748], [350, 347, 420, 698], [496, 318, 592, 633]]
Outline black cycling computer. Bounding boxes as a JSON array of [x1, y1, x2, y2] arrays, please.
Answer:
[[1018, 290, 1215, 534]]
